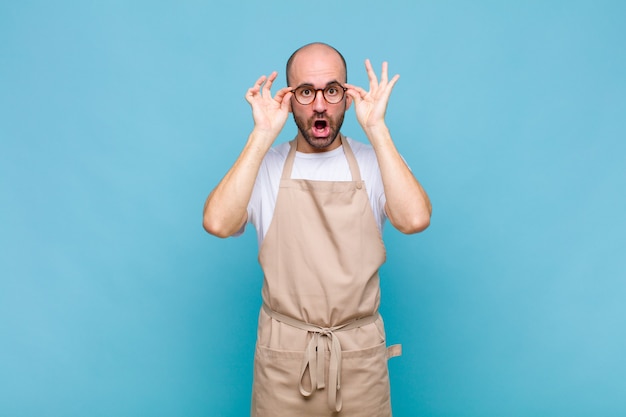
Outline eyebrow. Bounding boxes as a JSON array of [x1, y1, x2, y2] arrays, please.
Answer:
[[295, 80, 342, 88]]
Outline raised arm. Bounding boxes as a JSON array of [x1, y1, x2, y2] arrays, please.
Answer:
[[203, 72, 293, 238], [346, 60, 431, 234]]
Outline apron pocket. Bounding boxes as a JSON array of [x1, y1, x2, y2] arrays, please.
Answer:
[[252, 345, 329, 416], [339, 341, 393, 416]]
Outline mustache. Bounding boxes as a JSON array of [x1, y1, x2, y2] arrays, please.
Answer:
[[311, 112, 330, 123]]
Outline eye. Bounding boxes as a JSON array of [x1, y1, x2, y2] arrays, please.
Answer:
[[326, 86, 339, 96], [299, 87, 313, 97]]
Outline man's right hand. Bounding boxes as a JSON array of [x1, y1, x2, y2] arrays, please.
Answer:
[[245, 71, 293, 143]]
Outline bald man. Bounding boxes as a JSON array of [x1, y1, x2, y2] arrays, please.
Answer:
[[203, 43, 431, 416]]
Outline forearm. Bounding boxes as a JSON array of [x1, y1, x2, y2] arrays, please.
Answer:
[[365, 124, 432, 234], [202, 129, 275, 238]]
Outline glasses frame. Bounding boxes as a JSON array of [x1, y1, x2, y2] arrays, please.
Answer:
[[290, 83, 348, 105]]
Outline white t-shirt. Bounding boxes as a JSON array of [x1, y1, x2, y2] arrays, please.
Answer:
[[241, 137, 388, 247]]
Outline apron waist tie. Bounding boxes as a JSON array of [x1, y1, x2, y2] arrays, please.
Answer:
[[262, 303, 379, 413]]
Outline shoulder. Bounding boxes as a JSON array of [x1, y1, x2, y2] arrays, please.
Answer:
[[346, 137, 374, 155], [265, 141, 290, 161], [258, 141, 290, 172], [346, 137, 380, 166]]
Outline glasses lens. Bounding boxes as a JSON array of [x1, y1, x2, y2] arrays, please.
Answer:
[[324, 84, 344, 104], [295, 86, 315, 105]]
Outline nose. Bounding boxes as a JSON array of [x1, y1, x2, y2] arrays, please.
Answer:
[[312, 90, 327, 112]]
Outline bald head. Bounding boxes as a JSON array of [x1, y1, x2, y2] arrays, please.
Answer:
[[286, 43, 347, 86]]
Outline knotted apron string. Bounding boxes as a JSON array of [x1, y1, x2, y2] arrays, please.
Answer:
[[262, 304, 379, 412]]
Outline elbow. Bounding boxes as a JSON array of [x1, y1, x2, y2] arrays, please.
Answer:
[[202, 192, 247, 237], [399, 213, 431, 235], [202, 215, 233, 239], [387, 197, 432, 235], [391, 204, 431, 234], [202, 205, 247, 238]]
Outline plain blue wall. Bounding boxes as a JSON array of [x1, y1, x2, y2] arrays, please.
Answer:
[[1, 1, 625, 416]]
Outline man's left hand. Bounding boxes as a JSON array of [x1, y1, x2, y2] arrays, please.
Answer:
[[345, 59, 400, 133]]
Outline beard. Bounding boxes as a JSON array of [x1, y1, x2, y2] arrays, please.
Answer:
[[293, 110, 346, 151]]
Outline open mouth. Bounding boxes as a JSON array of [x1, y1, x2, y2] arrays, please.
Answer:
[[313, 120, 330, 137]]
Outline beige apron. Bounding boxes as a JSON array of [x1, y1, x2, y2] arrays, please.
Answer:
[[251, 137, 401, 417]]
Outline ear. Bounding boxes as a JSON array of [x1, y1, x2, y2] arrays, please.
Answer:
[[345, 94, 353, 111]]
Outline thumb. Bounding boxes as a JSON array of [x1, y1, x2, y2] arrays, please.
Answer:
[[345, 89, 362, 106], [281, 91, 293, 112]]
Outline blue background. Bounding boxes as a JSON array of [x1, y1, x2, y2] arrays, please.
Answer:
[[1, 1, 625, 416]]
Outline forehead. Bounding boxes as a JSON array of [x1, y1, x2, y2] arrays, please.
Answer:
[[289, 45, 346, 86]]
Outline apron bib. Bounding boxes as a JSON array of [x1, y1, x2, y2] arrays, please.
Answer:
[[251, 137, 400, 417]]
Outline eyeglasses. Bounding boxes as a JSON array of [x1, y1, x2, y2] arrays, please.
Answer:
[[290, 83, 347, 105]]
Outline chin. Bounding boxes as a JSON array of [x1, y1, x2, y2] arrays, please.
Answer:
[[307, 135, 337, 150]]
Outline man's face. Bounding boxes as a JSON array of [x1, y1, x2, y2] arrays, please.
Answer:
[[288, 46, 351, 153]]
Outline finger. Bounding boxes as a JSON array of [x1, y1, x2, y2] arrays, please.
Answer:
[[253, 74, 267, 90], [376, 74, 400, 105], [246, 75, 266, 96], [345, 90, 361, 106], [345, 87, 366, 106], [344, 84, 367, 98], [364, 59, 378, 90], [273, 86, 293, 110], [388, 73, 400, 91], [381, 61, 389, 85], [279, 89, 294, 111], [274, 86, 293, 102], [262, 71, 278, 94]]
